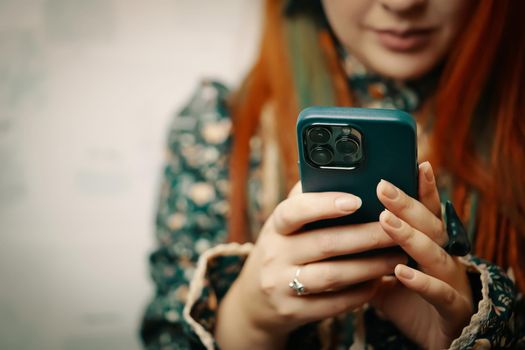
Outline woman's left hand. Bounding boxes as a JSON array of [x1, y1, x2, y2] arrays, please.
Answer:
[[371, 161, 474, 349]]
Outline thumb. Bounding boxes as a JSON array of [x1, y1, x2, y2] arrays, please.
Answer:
[[288, 181, 302, 197]]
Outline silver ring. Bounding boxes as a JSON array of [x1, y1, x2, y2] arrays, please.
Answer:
[[288, 267, 307, 296]]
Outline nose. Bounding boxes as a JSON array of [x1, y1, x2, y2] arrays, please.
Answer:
[[379, 0, 426, 14]]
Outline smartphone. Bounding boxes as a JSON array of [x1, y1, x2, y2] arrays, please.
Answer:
[[297, 106, 418, 229]]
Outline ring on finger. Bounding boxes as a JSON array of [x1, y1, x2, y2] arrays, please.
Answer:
[[289, 266, 307, 296]]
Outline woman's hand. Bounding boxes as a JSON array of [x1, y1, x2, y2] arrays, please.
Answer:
[[372, 161, 474, 349], [216, 185, 406, 350]]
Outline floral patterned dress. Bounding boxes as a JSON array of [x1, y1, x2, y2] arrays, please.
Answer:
[[140, 72, 522, 349]]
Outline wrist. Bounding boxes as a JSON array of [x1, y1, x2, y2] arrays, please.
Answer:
[[215, 275, 287, 350]]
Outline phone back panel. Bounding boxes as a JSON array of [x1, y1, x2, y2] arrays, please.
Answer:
[[297, 107, 418, 228]]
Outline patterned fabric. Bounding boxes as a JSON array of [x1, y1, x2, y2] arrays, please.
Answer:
[[340, 53, 436, 164], [140, 81, 236, 349], [140, 79, 523, 349], [340, 52, 440, 113]]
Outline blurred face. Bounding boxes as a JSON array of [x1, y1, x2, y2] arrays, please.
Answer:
[[321, 0, 476, 80]]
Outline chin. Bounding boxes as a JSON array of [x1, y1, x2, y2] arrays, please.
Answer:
[[360, 49, 443, 81], [372, 64, 433, 81]]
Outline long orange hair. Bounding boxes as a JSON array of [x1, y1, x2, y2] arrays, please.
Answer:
[[228, 0, 525, 292]]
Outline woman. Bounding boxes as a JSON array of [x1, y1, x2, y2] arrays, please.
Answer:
[[141, 0, 525, 348]]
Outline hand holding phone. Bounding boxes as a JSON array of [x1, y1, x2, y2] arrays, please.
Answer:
[[296, 107, 473, 348], [297, 106, 418, 229]]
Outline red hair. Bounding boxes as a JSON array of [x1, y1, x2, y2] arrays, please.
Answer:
[[228, 0, 525, 291], [433, 1, 525, 291]]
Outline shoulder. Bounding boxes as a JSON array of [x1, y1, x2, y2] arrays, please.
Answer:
[[179, 80, 230, 118], [168, 80, 232, 149], [160, 80, 233, 217], [165, 80, 234, 177]]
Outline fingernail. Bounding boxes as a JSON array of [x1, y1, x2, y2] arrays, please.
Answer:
[[422, 162, 434, 183], [396, 264, 414, 280], [380, 180, 398, 200], [335, 195, 362, 212], [384, 210, 402, 229]]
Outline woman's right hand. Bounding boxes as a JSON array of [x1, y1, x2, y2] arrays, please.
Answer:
[[215, 183, 407, 349]]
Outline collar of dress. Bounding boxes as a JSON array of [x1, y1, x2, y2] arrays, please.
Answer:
[[338, 47, 441, 113]]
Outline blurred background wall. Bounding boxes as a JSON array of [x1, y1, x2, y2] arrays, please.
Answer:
[[0, 0, 262, 348]]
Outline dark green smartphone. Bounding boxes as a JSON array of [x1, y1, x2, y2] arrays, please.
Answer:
[[297, 106, 418, 229]]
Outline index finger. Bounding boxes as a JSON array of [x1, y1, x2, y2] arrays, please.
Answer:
[[287, 221, 397, 263], [272, 192, 362, 235], [379, 210, 456, 282], [377, 180, 447, 246], [418, 161, 441, 218], [288, 181, 302, 197]]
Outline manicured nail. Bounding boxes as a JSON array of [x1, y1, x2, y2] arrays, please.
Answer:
[[335, 195, 362, 212], [422, 161, 434, 183], [384, 210, 402, 229], [396, 264, 414, 280], [380, 180, 398, 200]]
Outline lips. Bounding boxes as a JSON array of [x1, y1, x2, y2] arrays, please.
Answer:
[[373, 28, 435, 52]]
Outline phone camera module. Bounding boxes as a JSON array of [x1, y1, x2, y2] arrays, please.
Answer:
[[335, 136, 359, 155], [304, 124, 362, 168], [310, 146, 334, 166], [308, 127, 331, 144]]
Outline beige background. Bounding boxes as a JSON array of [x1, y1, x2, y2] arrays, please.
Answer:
[[0, 0, 262, 348]]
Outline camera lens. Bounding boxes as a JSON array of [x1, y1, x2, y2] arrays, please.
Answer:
[[308, 127, 331, 144], [310, 146, 333, 166], [336, 136, 359, 155]]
